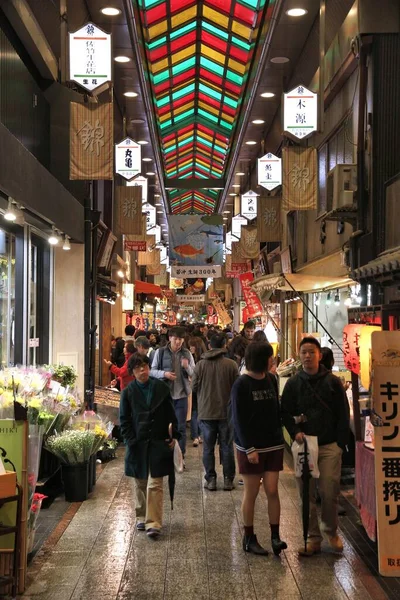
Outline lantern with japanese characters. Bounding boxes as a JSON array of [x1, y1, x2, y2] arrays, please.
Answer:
[[360, 325, 381, 390], [343, 324, 365, 374]]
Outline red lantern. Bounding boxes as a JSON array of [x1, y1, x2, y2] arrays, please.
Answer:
[[343, 324, 365, 374]]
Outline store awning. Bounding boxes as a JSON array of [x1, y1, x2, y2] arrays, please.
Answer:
[[251, 273, 354, 295], [134, 281, 163, 296], [352, 247, 400, 281]]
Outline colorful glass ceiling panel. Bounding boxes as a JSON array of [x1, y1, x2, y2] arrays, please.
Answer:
[[136, 0, 270, 213]]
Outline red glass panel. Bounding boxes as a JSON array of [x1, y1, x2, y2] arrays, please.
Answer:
[[221, 103, 236, 117], [229, 45, 248, 63], [148, 45, 168, 62], [233, 3, 255, 26], [171, 68, 196, 88], [170, 92, 196, 112], [198, 92, 221, 111], [146, 3, 167, 26], [154, 79, 172, 95], [199, 68, 223, 88], [171, 31, 197, 52], [170, 0, 196, 13], [201, 31, 227, 54], [204, 0, 231, 15]]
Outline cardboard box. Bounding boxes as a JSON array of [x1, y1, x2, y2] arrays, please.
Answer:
[[0, 471, 17, 499]]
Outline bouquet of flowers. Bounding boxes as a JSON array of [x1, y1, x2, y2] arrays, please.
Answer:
[[27, 493, 47, 554]]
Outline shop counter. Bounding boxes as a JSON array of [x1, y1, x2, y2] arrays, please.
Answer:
[[355, 441, 376, 541]]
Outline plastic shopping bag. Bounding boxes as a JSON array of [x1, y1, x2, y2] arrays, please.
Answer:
[[173, 441, 184, 474], [291, 435, 320, 479]]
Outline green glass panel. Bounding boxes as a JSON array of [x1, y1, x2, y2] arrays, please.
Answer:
[[160, 119, 172, 129], [220, 119, 233, 130], [199, 83, 221, 102], [197, 135, 213, 149], [153, 69, 170, 85], [174, 108, 195, 122], [239, 0, 259, 9], [143, 0, 162, 7], [226, 69, 243, 85], [147, 36, 167, 50], [172, 57, 196, 76], [198, 108, 218, 123], [231, 36, 250, 51], [200, 57, 224, 77], [170, 21, 197, 40], [168, 170, 177, 177], [164, 144, 177, 153], [156, 95, 171, 108], [172, 83, 195, 101], [211, 169, 221, 177], [223, 95, 237, 109], [177, 135, 194, 147], [202, 21, 229, 41]]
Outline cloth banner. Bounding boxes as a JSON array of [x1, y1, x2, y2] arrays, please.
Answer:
[[116, 187, 143, 235], [282, 147, 317, 211], [154, 265, 167, 286], [70, 102, 113, 180], [226, 253, 251, 276], [137, 236, 156, 266], [231, 241, 244, 263], [145, 250, 161, 276], [238, 226, 260, 260], [211, 296, 232, 326], [169, 214, 223, 266], [257, 197, 281, 242], [239, 271, 264, 317], [124, 217, 147, 251]]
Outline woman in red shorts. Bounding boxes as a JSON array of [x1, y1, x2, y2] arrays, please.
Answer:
[[231, 342, 287, 556]]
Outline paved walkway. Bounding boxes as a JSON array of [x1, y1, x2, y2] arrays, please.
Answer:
[[22, 445, 395, 600]]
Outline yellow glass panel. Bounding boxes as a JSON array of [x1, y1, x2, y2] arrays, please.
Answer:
[[171, 46, 196, 65], [221, 112, 234, 123], [203, 6, 229, 28], [199, 77, 223, 96], [174, 101, 194, 116], [171, 6, 197, 29], [160, 112, 172, 123], [197, 158, 211, 169], [178, 130, 194, 142], [148, 20, 168, 39], [164, 139, 176, 150], [179, 158, 193, 169], [197, 131, 213, 143], [201, 44, 225, 66], [198, 101, 219, 117], [228, 58, 246, 75], [152, 57, 169, 74], [231, 21, 251, 39]]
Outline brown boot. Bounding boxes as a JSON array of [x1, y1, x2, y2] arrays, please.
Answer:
[[327, 534, 343, 552], [298, 540, 321, 557]]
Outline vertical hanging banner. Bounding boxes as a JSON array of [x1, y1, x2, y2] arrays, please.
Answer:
[[70, 102, 113, 180], [169, 214, 223, 266], [257, 196, 281, 242], [115, 186, 142, 234], [212, 296, 232, 326], [231, 214, 248, 240], [258, 153, 282, 191], [282, 147, 317, 211], [147, 224, 161, 244], [142, 202, 156, 231], [284, 85, 318, 140], [115, 138, 141, 180], [360, 325, 382, 390], [69, 22, 112, 93], [241, 191, 258, 220], [239, 272, 264, 317], [238, 225, 259, 260], [371, 331, 400, 577], [127, 175, 148, 203], [343, 324, 365, 374], [145, 249, 161, 276], [137, 236, 156, 265]]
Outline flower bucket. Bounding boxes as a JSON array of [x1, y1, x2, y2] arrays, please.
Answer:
[[61, 462, 89, 502]]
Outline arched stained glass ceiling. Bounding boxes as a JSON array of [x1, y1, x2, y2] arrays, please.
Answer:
[[136, 0, 271, 213]]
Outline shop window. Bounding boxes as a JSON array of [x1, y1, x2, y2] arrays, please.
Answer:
[[0, 230, 16, 366], [318, 115, 354, 214], [29, 235, 50, 366]]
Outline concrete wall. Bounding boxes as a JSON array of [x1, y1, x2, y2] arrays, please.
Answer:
[[52, 244, 85, 396]]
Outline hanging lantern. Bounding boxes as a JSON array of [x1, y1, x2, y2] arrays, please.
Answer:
[[343, 324, 365, 374], [360, 325, 381, 390]]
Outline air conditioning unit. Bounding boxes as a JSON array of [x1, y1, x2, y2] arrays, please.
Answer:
[[327, 164, 357, 210]]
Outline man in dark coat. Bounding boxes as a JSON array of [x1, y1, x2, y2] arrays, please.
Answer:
[[120, 354, 179, 539]]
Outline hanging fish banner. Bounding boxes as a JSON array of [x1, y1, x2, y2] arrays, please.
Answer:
[[168, 215, 224, 266]]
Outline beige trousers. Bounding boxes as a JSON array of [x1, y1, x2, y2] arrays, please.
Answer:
[[296, 442, 343, 542], [134, 476, 164, 530]]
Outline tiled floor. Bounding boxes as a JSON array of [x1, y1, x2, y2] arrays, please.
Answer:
[[22, 445, 398, 600]]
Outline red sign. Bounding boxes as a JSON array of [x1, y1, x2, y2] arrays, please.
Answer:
[[162, 288, 175, 299], [207, 315, 218, 325], [166, 310, 176, 325], [239, 271, 264, 317], [343, 324, 364, 374], [124, 240, 146, 252], [227, 261, 252, 277]]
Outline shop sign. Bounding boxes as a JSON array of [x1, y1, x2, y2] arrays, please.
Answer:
[[371, 331, 400, 577], [258, 152, 282, 191], [130, 313, 155, 331], [147, 224, 161, 244], [127, 175, 148, 203], [170, 265, 222, 278], [115, 138, 141, 180], [169, 278, 184, 290], [142, 202, 156, 230], [239, 272, 264, 318], [121, 283, 135, 311], [343, 324, 364, 374], [225, 231, 233, 254], [241, 191, 258, 220], [176, 295, 205, 303], [166, 310, 176, 325], [162, 288, 175, 299], [28, 338, 40, 348], [360, 325, 381, 389], [231, 215, 248, 239], [212, 296, 232, 326], [124, 240, 146, 252], [69, 23, 112, 93], [283, 85, 318, 140]]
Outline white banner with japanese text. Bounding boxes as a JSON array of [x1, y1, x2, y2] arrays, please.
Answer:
[[170, 265, 222, 279]]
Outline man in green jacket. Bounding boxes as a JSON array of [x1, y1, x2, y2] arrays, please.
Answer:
[[120, 354, 179, 539]]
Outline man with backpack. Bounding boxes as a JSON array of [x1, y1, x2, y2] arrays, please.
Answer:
[[150, 326, 195, 458]]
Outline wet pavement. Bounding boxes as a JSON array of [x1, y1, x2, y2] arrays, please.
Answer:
[[22, 445, 398, 600]]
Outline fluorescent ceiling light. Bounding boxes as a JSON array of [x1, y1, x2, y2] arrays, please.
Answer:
[[4, 199, 17, 221], [260, 92, 275, 98], [115, 56, 130, 63], [229, 193, 237, 196], [101, 7, 121, 16], [232, 184, 240, 188], [154, 193, 160, 197], [155, 203, 162, 206], [245, 140, 257, 145], [286, 8, 308, 17], [137, 140, 148, 145], [271, 56, 290, 64], [252, 119, 265, 124], [124, 91, 138, 97], [236, 172, 245, 176], [142, 157, 152, 162], [146, 172, 155, 176], [157, 211, 163, 214], [223, 211, 230, 214], [223, 217, 228, 221]]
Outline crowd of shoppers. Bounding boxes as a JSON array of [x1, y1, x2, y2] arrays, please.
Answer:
[[111, 320, 349, 558]]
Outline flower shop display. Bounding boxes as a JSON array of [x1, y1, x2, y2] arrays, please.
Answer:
[[27, 493, 47, 554]]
